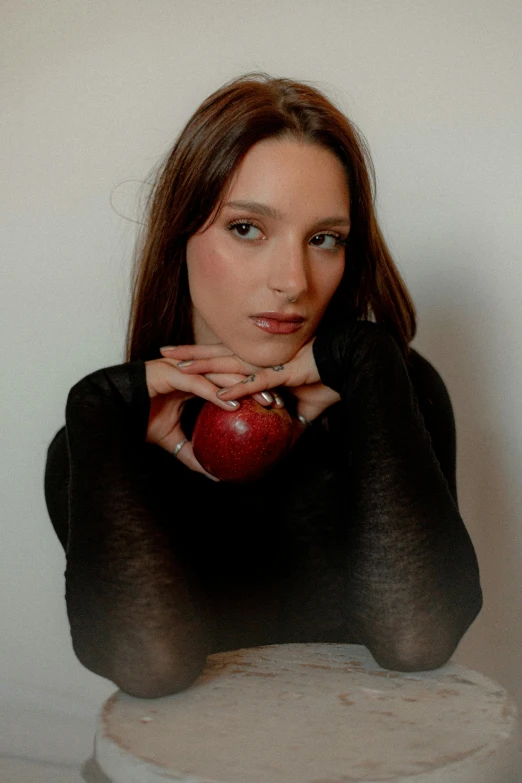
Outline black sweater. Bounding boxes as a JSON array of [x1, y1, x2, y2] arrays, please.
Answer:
[[44, 320, 482, 697]]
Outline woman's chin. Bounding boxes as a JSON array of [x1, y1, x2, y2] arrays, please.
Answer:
[[233, 340, 304, 369]]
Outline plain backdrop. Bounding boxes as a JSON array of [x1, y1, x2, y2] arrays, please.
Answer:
[[1, 0, 521, 768]]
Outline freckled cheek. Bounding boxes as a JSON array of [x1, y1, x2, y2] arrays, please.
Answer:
[[188, 247, 221, 286], [187, 250, 224, 309], [314, 262, 344, 308], [190, 247, 255, 304]]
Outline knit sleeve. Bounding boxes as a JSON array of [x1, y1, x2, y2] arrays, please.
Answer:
[[44, 360, 210, 697], [312, 320, 482, 670]]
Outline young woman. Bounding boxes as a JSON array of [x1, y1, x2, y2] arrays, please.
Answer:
[[44, 73, 482, 699]]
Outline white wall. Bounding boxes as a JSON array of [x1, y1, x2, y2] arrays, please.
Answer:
[[2, 0, 521, 755]]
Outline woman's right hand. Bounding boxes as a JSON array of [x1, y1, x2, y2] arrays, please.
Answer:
[[144, 357, 282, 479], [144, 358, 240, 479]]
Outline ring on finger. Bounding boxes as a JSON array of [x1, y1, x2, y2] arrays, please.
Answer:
[[172, 438, 188, 458]]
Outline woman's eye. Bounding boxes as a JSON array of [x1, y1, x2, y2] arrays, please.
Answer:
[[227, 221, 263, 240], [310, 233, 345, 250]]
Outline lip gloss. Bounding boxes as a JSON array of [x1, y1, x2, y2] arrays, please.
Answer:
[[250, 317, 304, 334]]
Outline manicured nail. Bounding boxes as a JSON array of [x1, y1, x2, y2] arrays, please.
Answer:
[[261, 391, 274, 403], [226, 400, 240, 408], [160, 345, 177, 351], [273, 393, 284, 407], [177, 361, 193, 368], [216, 388, 229, 397]]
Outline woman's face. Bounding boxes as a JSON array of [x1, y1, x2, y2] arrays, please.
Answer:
[[186, 137, 350, 367]]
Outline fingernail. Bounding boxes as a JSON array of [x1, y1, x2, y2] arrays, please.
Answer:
[[273, 393, 284, 406], [261, 391, 274, 403], [160, 345, 177, 351], [226, 400, 240, 408], [177, 360, 193, 368], [216, 388, 229, 397]]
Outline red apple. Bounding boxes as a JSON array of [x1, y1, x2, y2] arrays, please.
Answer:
[[192, 397, 293, 482]]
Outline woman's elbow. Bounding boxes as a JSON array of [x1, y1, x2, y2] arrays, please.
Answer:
[[111, 663, 206, 699], [369, 596, 483, 673], [70, 634, 208, 699], [371, 639, 456, 673]]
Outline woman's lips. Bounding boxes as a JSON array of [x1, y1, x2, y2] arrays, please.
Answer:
[[250, 314, 305, 334]]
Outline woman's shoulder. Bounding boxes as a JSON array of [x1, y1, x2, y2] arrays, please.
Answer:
[[44, 426, 69, 549], [406, 347, 458, 503], [66, 358, 148, 409], [406, 347, 454, 412]]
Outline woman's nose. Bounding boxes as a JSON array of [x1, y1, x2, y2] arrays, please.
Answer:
[[267, 241, 308, 303]]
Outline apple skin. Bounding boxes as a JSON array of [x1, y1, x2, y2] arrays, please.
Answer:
[[192, 397, 293, 482]]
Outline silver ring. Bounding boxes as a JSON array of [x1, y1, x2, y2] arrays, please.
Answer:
[[297, 414, 311, 427], [172, 438, 188, 458]]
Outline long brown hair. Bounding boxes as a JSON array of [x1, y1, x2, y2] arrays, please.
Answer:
[[126, 73, 416, 362]]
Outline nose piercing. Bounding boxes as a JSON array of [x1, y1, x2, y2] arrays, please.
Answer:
[[286, 295, 298, 303]]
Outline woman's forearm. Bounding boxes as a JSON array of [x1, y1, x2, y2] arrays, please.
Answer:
[[63, 363, 210, 696], [315, 323, 482, 670]]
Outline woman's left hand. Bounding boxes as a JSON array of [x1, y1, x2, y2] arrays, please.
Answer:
[[159, 340, 340, 425]]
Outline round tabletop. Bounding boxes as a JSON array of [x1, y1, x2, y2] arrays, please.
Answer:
[[94, 643, 519, 783]]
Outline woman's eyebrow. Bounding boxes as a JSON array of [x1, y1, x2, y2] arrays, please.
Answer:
[[224, 200, 282, 219], [223, 200, 350, 228]]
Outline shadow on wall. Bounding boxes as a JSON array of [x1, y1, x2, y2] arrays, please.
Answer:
[[82, 755, 111, 782], [412, 274, 521, 706]]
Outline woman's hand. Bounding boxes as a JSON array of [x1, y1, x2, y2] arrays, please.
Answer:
[[145, 358, 283, 479], [159, 339, 340, 425]]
